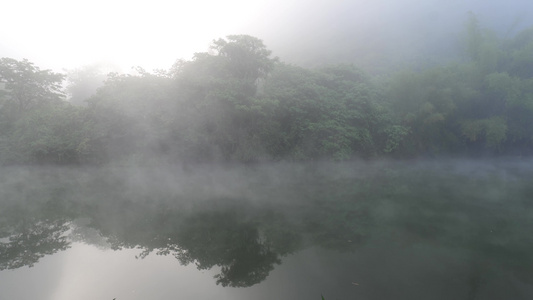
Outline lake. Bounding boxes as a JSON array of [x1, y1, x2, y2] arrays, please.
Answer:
[[1, 159, 532, 299]]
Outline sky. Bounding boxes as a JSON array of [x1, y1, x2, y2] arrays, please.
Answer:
[[0, 0, 270, 72], [1, 0, 532, 73]]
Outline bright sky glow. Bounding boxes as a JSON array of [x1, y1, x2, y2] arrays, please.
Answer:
[[0, 0, 269, 71], [1, 0, 531, 73]]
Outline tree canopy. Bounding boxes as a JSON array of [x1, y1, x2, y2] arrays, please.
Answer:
[[0, 58, 64, 113], [0, 21, 532, 165]]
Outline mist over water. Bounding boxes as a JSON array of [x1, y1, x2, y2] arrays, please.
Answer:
[[1, 159, 533, 299], [1, 1, 533, 299]]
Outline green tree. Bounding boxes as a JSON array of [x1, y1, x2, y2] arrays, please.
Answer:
[[210, 35, 276, 81], [84, 69, 176, 164], [5, 103, 92, 164], [455, 20, 533, 154], [168, 35, 279, 162], [387, 66, 465, 155], [260, 63, 393, 160], [0, 58, 65, 114], [504, 27, 533, 78], [0, 58, 95, 164]]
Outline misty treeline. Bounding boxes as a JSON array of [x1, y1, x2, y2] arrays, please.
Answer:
[[0, 14, 532, 165]]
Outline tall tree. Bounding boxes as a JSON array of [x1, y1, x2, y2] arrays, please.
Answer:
[[0, 58, 65, 114], [168, 35, 279, 162], [210, 35, 276, 82]]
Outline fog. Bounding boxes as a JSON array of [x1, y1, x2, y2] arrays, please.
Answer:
[[255, 0, 533, 70], [2, 1, 533, 298], [1, 0, 532, 72], [1, 159, 533, 299]]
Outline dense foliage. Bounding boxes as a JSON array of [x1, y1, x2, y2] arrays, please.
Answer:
[[1, 17, 532, 165]]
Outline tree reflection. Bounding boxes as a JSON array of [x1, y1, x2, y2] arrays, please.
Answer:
[[173, 211, 282, 287], [1, 163, 532, 295], [88, 200, 301, 287], [0, 218, 70, 270], [0, 191, 75, 271]]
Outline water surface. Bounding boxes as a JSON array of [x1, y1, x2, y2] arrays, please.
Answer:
[[1, 160, 532, 299]]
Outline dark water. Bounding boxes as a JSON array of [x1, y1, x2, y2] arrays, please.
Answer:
[[1, 160, 533, 300]]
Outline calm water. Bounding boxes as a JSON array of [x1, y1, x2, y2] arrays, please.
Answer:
[[1, 160, 532, 299]]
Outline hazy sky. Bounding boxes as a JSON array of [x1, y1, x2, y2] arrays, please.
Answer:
[[1, 0, 532, 72], [0, 0, 269, 71]]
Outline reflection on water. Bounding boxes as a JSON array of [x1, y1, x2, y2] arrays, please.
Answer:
[[1, 160, 533, 299]]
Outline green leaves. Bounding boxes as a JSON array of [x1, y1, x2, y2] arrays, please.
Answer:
[[0, 58, 65, 113], [7, 103, 91, 164], [1, 21, 533, 164], [461, 117, 507, 149], [383, 125, 409, 153], [384, 16, 533, 156], [261, 63, 388, 159], [211, 35, 276, 81]]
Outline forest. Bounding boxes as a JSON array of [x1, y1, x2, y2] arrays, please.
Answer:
[[1, 14, 532, 165]]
